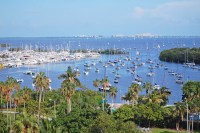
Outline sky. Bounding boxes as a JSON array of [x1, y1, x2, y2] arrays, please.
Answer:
[[0, 0, 200, 37]]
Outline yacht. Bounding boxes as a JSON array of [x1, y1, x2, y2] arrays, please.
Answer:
[[153, 84, 161, 90], [146, 72, 154, 77], [95, 68, 100, 72], [84, 71, 89, 75], [24, 70, 34, 75], [176, 79, 183, 84], [115, 73, 120, 78], [17, 79, 24, 83], [132, 79, 142, 85], [114, 78, 119, 83]]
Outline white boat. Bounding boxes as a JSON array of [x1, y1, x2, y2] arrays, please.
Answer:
[[84, 71, 89, 75], [114, 78, 119, 83], [99, 83, 112, 91], [191, 66, 198, 69], [24, 70, 34, 75], [132, 80, 142, 85], [95, 68, 100, 72], [153, 84, 161, 90], [176, 79, 183, 84], [99, 87, 110, 91], [103, 64, 108, 68], [74, 67, 79, 72], [115, 73, 120, 78], [164, 66, 168, 70], [176, 73, 183, 78], [87, 66, 92, 70], [17, 79, 24, 83], [91, 61, 96, 66], [146, 72, 154, 77]]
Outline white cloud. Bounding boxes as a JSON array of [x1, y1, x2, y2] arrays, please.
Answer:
[[132, 0, 200, 24]]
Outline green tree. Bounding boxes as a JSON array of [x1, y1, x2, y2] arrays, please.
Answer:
[[61, 81, 75, 114], [109, 86, 118, 105], [142, 81, 152, 95], [128, 83, 141, 105], [12, 111, 39, 133], [99, 78, 110, 111], [58, 66, 81, 87], [34, 72, 50, 123], [172, 102, 185, 131], [21, 86, 33, 109], [0, 81, 6, 108], [90, 112, 117, 133], [5, 77, 20, 130], [93, 79, 100, 92]]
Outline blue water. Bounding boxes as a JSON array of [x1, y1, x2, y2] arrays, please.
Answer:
[[0, 37, 200, 104]]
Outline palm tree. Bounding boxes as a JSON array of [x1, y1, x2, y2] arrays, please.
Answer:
[[0, 81, 6, 108], [12, 92, 21, 120], [61, 81, 75, 114], [59, 66, 81, 114], [109, 86, 118, 106], [58, 66, 81, 87], [121, 93, 130, 105], [128, 83, 141, 105], [100, 78, 110, 111], [142, 81, 152, 95], [34, 72, 50, 123], [159, 87, 171, 106], [5, 77, 20, 130], [143, 90, 163, 104], [12, 111, 39, 133], [21, 86, 32, 109], [93, 79, 100, 92], [173, 102, 185, 131]]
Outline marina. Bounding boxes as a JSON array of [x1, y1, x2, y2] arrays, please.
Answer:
[[0, 37, 200, 104]]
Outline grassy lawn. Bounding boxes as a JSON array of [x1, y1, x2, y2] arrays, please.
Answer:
[[151, 128, 198, 133]]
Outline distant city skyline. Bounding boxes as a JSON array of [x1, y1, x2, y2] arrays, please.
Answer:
[[0, 0, 200, 37]]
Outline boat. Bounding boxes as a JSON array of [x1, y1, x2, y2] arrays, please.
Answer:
[[95, 68, 99, 72], [87, 66, 92, 70], [16, 79, 24, 83], [115, 73, 120, 78], [99, 83, 112, 92], [132, 79, 142, 85], [91, 61, 96, 66], [135, 75, 142, 82], [84, 71, 89, 75], [191, 66, 198, 69], [146, 72, 154, 77], [176, 73, 183, 78], [153, 84, 161, 90], [74, 67, 79, 72], [24, 70, 34, 75], [114, 78, 119, 83], [176, 79, 183, 84], [164, 66, 168, 70]]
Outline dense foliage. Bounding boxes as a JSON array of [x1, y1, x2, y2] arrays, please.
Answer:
[[159, 47, 200, 64]]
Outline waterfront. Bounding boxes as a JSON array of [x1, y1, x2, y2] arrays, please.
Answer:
[[0, 37, 200, 104]]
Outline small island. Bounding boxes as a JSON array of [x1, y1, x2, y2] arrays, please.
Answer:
[[159, 47, 200, 64]]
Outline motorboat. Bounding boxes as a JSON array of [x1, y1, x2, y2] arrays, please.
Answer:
[[95, 68, 100, 72], [176, 79, 183, 84], [153, 84, 161, 90], [146, 72, 154, 77], [132, 80, 142, 85], [114, 78, 119, 83], [17, 79, 24, 83], [84, 71, 89, 75]]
